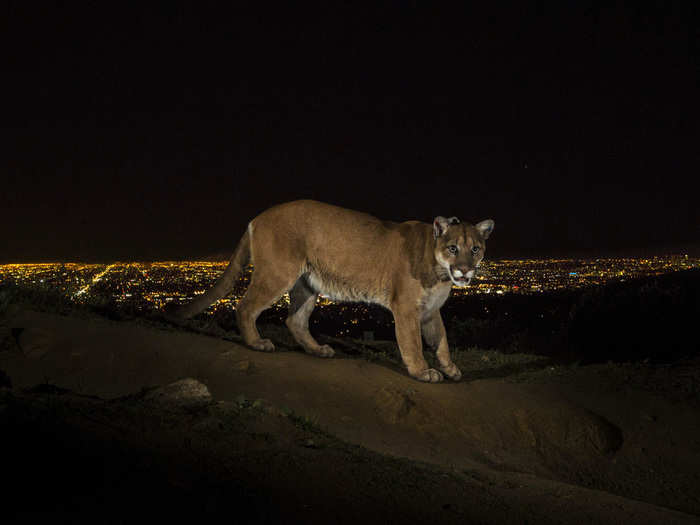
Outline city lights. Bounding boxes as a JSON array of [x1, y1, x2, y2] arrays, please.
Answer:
[[74, 263, 118, 297], [1, 257, 697, 317]]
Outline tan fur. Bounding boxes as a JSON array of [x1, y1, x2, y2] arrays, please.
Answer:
[[176, 200, 494, 383]]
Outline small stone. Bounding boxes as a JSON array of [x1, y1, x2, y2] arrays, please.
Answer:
[[234, 359, 251, 371], [17, 327, 53, 359], [143, 378, 212, 408]]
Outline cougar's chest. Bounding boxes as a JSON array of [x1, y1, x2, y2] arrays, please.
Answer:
[[419, 282, 452, 319]]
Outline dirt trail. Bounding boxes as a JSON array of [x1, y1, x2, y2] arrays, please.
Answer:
[[2, 309, 700, 522]]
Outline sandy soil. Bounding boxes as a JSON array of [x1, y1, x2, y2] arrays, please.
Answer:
[[1, 308, 699, 524]]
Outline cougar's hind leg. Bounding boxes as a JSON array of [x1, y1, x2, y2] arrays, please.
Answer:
[[285, 276, 334, 357], [236, 263, 298, 353]]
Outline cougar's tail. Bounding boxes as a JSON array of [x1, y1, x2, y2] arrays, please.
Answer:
[[174, 230, 251, 319]]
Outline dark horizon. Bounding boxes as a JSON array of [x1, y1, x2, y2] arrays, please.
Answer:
[[2, 4, 698, 262]]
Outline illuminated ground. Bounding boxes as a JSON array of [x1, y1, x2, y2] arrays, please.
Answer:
[[1, 306, 699, 523]]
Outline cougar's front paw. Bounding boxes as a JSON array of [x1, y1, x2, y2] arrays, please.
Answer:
[[250, 338, 275, 352], [440, 362, 462, 381], [306, 344, 335, 358], [413, 368, 444, 383]]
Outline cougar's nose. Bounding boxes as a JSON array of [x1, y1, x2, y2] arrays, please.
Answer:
[[457, 266, 475, 278]]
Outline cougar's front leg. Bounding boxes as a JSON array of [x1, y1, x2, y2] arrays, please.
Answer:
[[422, 310, 462, 381], [392, 305, 443, 383]]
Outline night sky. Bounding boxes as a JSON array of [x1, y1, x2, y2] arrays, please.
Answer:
[[2, 3, 699, 262]]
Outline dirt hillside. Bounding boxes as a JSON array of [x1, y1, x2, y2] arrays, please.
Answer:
[[1, 308, 699, 523]]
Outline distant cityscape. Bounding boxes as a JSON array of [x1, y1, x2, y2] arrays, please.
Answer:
[[1, 256, 696, 315]]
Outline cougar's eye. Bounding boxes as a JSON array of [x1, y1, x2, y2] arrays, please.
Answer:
[[447, 245, 458, 255], [471, 246, 480, 255]]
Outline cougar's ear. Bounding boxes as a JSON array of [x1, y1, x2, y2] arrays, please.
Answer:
[[447, 216, 460, 225], [475, 219, 495, 240], [433, 216, 451, 238]]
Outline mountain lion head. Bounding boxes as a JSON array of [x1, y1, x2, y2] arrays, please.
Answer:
[[433, 216, 494, 287]]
